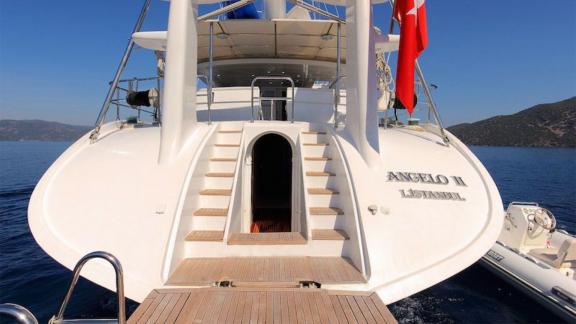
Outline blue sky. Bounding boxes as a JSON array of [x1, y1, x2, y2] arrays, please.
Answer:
[[0, 0, 574, 126]]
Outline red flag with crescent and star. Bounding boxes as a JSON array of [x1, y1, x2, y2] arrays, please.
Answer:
[[394, 0, 428, 114]]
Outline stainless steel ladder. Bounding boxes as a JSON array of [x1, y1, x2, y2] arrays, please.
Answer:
[[1, 251, 125, 324]]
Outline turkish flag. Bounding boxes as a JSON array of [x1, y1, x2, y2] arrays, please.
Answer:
[[394, 0, 428, 114]]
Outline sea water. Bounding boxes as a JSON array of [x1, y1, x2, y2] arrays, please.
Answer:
[[0, 142, 574, 323]]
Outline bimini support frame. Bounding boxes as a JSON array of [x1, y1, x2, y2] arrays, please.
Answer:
[[90, 0, 152, 141]]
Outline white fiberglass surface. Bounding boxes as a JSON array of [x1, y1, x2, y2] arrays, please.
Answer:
[[333, 127, 502, 302], [30, 125, 211, 301]]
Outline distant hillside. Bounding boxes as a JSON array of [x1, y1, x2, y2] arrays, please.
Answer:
[[0, 119, 91, 141], [448, 97, 576, 148]]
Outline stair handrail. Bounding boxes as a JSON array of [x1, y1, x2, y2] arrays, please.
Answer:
[[50, 251, 126, 324], [0, 303, 38, 324]]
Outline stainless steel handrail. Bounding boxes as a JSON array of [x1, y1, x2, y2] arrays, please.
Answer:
[[208, 22, 214, 124], [107, 76, 162, 122], [90, 0, 152, 141], [50, 252, 125, 324], [330, 75, 346, 128], [0, 304, 38, 324], [250, 76, 295, 123], [415, 60, 449, 144], [328, 75, 347, 89]]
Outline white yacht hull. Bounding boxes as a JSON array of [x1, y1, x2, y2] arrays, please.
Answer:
[[29, 120, 503, 304]]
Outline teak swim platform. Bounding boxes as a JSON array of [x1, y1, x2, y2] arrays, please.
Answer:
[[128, 287, 397, 324]]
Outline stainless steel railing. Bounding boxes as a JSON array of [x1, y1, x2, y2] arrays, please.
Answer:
[[0, 304, 38, 324], [329, 75, 346, 128], [250, 77, 295, 123], [50, 252, 126, 324], [90, 0, 152, 141], [109, 76, 162, 122]]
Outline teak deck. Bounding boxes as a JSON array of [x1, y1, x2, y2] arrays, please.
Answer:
[[228, 232, 307, 245], [128, 288, 397, 324], [167, 257, 366, 285]]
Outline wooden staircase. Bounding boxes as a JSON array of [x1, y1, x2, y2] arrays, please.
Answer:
[[301, 130, 349, 246], [186, 127, 243, 242]]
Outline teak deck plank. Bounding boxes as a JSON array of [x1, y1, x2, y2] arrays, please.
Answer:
[[205, 172, 234, 177], [228, 232, 307, 245], [218, 130, 242, 133], [199, 189, 232, 196], [215, 143, 241, 147], [308, 188, 339, 195], [306, 171, 336, 176], [166, 257, 365, 286], [310, 207, 344, 215], [186, 230, 224, 241], [312, 229, 349, 240], [305, 157, 332, 161], [194, 208, 228, 216]]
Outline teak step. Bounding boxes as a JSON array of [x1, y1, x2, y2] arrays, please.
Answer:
[[214, 143, 240, 147], [312, 229, 349, 240], [186, 230, 224, 241], [194, 208, 228, 216], [205, 172, 234, 177], [218, 130, 242, 133], [302, 131, 327, 134], [228, 232, 306, 245], [303, 143, 329, 146], [306, 171, 335, 177], [308, 188, 339, 195], [210, 157, 237, 162], [305, 157, 332, 161], [310, 207, 344, 215], [199, 189, 232, 196]]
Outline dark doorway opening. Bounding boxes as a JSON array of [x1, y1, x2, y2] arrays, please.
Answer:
[[251, 134, 292, 232], [260, 88, 287, 121]]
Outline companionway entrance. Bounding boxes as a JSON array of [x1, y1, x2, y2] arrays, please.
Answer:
[[251, 134, 292, 232]]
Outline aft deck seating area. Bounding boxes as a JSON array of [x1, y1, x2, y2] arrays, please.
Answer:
[[128, 288, 397, 324], [166, 257, 366, 286]]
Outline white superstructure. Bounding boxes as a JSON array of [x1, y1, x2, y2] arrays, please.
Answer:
[[29, 0, 504, 305]]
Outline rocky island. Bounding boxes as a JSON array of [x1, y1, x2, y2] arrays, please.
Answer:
[[0, 119, 91, 142], [448, 97, 575, 148]]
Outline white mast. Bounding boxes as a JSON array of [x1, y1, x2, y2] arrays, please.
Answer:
[[159, 0, 199, 162], [264, 0, 286, 19], [344, 0, 381, 166]]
